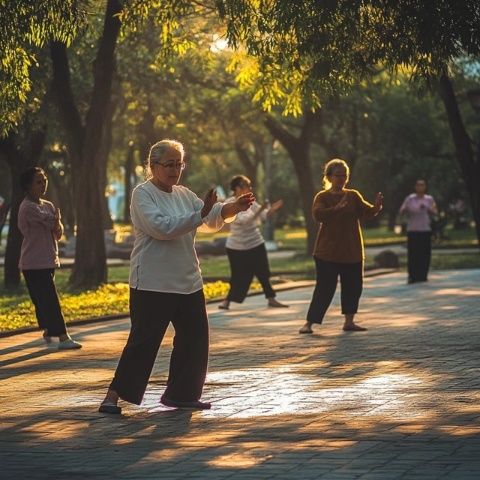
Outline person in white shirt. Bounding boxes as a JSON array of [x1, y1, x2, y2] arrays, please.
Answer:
[[99, 140, 254, 414], [399, 179, 438, 284], [218, 175, 288, 310]]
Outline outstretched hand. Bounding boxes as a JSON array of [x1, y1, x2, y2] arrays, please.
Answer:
[[266, 199, 284, 217], [270, 199, 283, 212], [235, 192, 255, 212], [201, 189, 218, 218], [374, 192, 384, 213]]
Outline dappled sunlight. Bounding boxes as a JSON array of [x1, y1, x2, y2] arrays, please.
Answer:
[[143, 365, 429, 421], [175, 430, 240, 448], [434, 288, 480, 296], [288, 439, 357, 450], [21, 420, 91, 441], [1, 270, 480, 478], [208, 450, 272, 468], [111, 437, 136, 445], [131, 448, 189, 463]]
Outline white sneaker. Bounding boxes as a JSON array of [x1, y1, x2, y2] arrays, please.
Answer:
[[58, 338, 82, 350]]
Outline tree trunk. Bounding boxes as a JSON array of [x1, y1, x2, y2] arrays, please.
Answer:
[[100, 97, 116, 230], [138, 99, 157, 164], [50, 0, 123, 288], [124, 141, 135, 223], [438, 73, 480, 247], [234, 142, 259, 186], [1, 130, 46, 288], [289, 148, 317, 254], [265, 113, 318, 253]]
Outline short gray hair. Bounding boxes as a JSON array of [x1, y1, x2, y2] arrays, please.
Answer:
[[145, 139, 185, 179]]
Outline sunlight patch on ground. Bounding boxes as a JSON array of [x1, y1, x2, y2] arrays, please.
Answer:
[[137, 366, 428, 421], [208, 450, 273, 468], [434, 288, 480, 296]]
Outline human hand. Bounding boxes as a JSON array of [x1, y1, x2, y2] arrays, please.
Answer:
[[334, 194, 348, 211], [235, 192, 255, 212], [374, 192, 384, 212], [270, 199, 284, 212], [201, 189, 217, 218]]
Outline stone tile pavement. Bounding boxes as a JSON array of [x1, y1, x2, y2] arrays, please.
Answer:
[[0, 269, 479, 479]]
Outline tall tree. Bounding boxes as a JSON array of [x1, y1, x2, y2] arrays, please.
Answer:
[[49, 0, 122, 288], [0, 0, 81, 136], [218, 0, 480, 245]]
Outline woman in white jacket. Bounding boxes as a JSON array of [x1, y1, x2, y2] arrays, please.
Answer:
[[99, 140, 254, 414], [218, 175, 288, 310]]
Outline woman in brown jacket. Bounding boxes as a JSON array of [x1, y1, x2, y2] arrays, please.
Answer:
[[299, 159, 383, 334]]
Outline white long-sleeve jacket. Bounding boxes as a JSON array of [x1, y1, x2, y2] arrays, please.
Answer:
[[129, 181, 229, 293]]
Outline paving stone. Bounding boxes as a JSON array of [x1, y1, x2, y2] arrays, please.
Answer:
[[1, 269, 479, 479]]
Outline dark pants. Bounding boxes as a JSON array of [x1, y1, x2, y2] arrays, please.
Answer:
[[110, 288, 209, 405], [22, 269, 67, 336], [226, 243, 275, 303], [407, 231, 432, 283], [306, 258, 363, 325]]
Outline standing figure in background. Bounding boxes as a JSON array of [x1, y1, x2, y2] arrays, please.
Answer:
[[218, 175, 288, 310], [18, 167, 82, 350], [299, 159, 383, 334], [99, 140, 254, 414], [399, 179, 438, 284]]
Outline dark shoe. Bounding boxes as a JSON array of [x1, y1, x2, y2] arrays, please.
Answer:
[[161, 396, 211, 410], [218, 300, 230, 310], [268, 298, 289, 308], [98, 403, 122, 414]]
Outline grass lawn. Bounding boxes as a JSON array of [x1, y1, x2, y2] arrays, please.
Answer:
[[1, 224, 478, 333], [197, 224, 479, 250]]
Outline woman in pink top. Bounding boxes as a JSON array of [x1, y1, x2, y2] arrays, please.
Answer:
[[18, 167, 81, 350], [399, 179, 438, 284]]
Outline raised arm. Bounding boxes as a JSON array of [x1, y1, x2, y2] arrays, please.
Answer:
[[356, 191, 383, 220], [312, 193, 348, 222], [131, 188, 203, 240], [428, 197, 438, 216], [21, 201, 57, 229], [399, 195, 410, 216], [221, 192, 255, 220], [53, 208, 64, 241]]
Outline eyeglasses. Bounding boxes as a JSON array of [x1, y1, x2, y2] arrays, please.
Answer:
[[154, 161, 186, 170]]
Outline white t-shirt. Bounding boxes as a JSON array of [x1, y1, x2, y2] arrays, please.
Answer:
[[225, 199, 268, 251], [129, 181, 228, 294]]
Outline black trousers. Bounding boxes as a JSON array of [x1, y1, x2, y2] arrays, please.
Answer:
[[226, 243, 275, 303], [22, 269, 67, 336], [110, 288, 209, 405], [306, 258, 363, 325], [407, 231, 432, 283]]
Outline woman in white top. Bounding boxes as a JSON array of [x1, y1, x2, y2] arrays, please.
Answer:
[[99, 140, 254, 414], [399, 179, 438, 284], [218, 175, 288, 310]]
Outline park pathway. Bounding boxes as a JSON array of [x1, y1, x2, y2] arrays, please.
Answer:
[[0, 269, 479, 479]]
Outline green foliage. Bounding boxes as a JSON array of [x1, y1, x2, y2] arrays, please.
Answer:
[[217, 0, 480, 114], [0, 0, 83, 136]]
